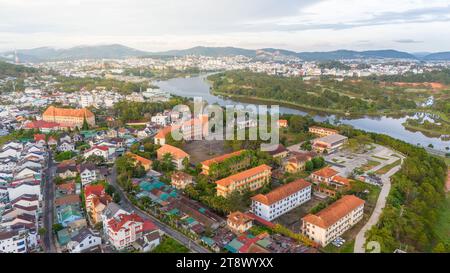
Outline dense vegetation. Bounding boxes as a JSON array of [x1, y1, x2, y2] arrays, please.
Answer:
[[0, 61, 38, 78], [112, 97, 189, 123], [366, 69, 450, 85], [208, 71, 419, 114], [339, 125, 448, 252], [54, 76, 150, 94], [123, 66, 200, 80], [318, 61, 351, 70]]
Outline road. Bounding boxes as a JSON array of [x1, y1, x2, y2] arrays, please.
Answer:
[[108, 165, 210, 253], [354, 156, 404, 253], [42, 150, 57, 253]]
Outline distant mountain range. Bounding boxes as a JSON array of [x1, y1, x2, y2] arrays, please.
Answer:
[[1, 44, 449, 62]]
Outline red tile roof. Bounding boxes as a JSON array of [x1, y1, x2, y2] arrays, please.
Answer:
[[43, 106, 94, 118], [84, 184, 105, 198], [251, 179, 311, 206], [107, 213, 145, 232], [312, 166, 338, 178], [201, 150, 246, 167]]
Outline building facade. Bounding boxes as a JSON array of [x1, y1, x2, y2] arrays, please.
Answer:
[[251, 179, 312, 221], [215, 164, 272, 197], [42, 106, 95, 128], [301, 195, 365, 246]]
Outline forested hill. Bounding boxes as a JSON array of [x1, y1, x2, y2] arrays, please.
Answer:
[[207, 70, 419, 114], [0, 61, 38, 78]]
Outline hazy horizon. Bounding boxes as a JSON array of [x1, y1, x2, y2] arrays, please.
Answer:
[[1, 0, 449, 52]]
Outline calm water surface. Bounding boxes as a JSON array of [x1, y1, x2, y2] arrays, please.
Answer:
[[154, 74, 450, 152]]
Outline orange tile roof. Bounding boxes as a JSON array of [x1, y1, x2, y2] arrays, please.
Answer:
[[171, 171, 193, 181], [201, 150, 246, 167], [332, 175, 350, 186], [43, 106, 94, 118], [302, 195, 365, 229], [157, 144, 189, 160], [312, 166, 338, 178], [251, 179, 311, 205], [227, 211, 253, 226], [215, 164, 272, 187], [127, 152, 153, 166], [84, 184, 105, 198], [154, 126, 173, 139]]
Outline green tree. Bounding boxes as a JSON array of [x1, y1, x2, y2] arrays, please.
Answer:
[[82, 116, 89, 130], [305, 160, 314, 172]]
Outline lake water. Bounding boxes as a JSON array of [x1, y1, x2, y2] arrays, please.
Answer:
[[154, 74, 450, 152]]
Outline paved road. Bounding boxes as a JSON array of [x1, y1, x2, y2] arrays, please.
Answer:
[[108, 165, 210, 253], [42, 151, 57, 253], [354, 156, 404, 253]]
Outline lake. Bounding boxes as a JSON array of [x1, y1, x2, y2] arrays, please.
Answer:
[[154, 74, 450, 152]]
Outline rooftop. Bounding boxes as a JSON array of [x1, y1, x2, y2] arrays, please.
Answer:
[[251, 179, 311, 206], [215, 164, 272, 187], [302, 195, 365, 229]]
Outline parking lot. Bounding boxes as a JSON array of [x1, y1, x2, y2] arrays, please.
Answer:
[[325, 144, 402, 178]]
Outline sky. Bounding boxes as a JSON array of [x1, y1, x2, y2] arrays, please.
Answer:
[[0, 0, 449, 52]]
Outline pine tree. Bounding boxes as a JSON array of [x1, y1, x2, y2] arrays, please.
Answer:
[[82, 116, 89, 130]]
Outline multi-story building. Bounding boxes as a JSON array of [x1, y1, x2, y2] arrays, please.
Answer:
[[215, 164, 272, 197], [310, 166, 350, 197], [308, 126, 338, 137], [283, 151, 316, 173], [42, 106, 95, 128], [84, 185, 112, 224], [301, 195, 365, 247], [170, 171, 193, 190], [105, 212, 158, 250], [251, 179, 311, 221], [312, 134, 348, 154], [200, 150, 248, 175], [0, 230, 28, 253], [156, 144, 189, 170], [227, 211, 253, 234]]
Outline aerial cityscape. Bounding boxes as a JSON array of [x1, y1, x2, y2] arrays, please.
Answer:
[[0, 0, 449, 260]]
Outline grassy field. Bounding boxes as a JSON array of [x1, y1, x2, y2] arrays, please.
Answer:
[[432, 194, 450, 247], [322, 239, 355, 253], [361, 160, 381, 171], [376, 159, 401, 175], [372, 155, 389, 161], [151, 236, 190, 253]]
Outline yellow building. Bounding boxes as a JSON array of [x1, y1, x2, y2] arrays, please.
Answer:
[[215, 164, 272, 197], [308, 126, 338, 137], [42, 106, 95, 128]]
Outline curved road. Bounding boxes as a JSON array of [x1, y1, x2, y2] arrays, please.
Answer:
[[108, 165, 210, 253], [354, 157, 404, 253]]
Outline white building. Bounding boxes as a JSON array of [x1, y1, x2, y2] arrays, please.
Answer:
[[7, 181, 42, 201], [104, 212, 158, 250], [79, 165, 98, 186], [67, 228, 102, 253], [302, 195, 365, 247], [151, 113, 170, 126], [251, 179, 311, 221], [83, 146, 109, 160], [0, 230, 28, 253]]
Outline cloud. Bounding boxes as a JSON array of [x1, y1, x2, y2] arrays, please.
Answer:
[[0, 0, 449, 52], [394, 39, 424, 43]]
